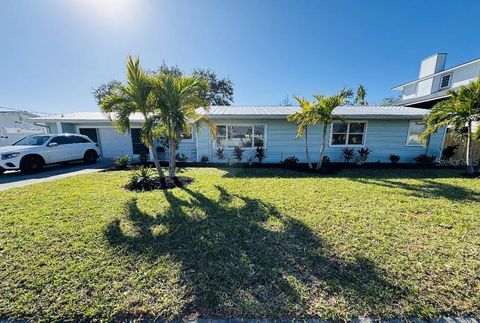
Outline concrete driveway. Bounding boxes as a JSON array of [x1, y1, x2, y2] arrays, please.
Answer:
[[0, 159, 113, 191]]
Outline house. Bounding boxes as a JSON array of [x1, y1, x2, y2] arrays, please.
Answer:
[[0, 107, 47, 146], [393, 53, 480, 108], [393, 53, 480, 161], [30, 105, 446, 164]]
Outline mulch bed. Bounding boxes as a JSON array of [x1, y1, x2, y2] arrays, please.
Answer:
[[125, 176, 193, 191]]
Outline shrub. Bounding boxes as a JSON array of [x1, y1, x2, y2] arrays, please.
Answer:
[[138, 153, 149, 165], [232, 146, 245, 161], [356, 148, 372, 165], [441, 145, 458, 160], [114, 154, 130, 170], [415, 154, 436, 165], [175, 153, 188, 162], [282, 156, 299, 168], [341, 148, 355, 163], [255, 146, 266, 163], [200, 155, 209, 163], [389, 154, 400, 164], [215, 147, 225, 160], [126, 167, 156, 191]]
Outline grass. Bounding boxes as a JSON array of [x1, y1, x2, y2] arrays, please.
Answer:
[[0, 167, 479, 321]]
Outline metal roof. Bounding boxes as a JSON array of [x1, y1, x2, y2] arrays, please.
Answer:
[[31, 106, 429, 122]]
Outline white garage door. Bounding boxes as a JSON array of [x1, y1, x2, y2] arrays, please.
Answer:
[[98, 128, 133, 158]]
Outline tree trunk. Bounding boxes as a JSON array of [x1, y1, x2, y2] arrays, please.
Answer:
[[466, 120, 475, 174], [150, 144, 166, 178], [305, 126, 312, 169], [316, 122, 328, 170], [168, 138, 176, 178]]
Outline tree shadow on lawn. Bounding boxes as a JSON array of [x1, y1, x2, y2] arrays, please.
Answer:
[[104, 185, 408, 318], [349, 177, 480, 202]]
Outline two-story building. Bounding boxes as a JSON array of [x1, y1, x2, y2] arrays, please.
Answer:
[[393, 53, 480, 108], [393, 53, 480, 161]]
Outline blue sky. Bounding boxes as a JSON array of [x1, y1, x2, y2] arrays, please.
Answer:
[[1, 0, 480, 113]]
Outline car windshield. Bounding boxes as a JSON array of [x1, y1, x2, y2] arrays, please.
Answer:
[[13, 135, 51, 146]]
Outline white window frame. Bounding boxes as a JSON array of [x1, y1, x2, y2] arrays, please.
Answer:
[[439, 73, 452, 90], [180, 125, 194, 142], [405, 120, 426, 147], [214, 124, 267, 149], [329, 120, 368, 147]]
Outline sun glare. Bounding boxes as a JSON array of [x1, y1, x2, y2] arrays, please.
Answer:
[[67, 0, 143, 27]]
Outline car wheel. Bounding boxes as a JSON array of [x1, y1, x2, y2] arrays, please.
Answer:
[[20, 156, 44, 174], [83, 150, 98, 164]]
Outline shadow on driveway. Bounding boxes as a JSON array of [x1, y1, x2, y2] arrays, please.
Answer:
[[0, 159, 113, 191]]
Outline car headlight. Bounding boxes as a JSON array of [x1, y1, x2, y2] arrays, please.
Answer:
[[1, 152, 21, 160]]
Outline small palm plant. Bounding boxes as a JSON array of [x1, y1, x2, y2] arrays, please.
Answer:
[[99, 56, 166, 178], [312, 88, 353, 169], [288, 96, 315, 168], [421, 78, 480, 174]]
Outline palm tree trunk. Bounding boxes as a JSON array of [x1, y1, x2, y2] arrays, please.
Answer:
[[316, 123, 328, 170], [150, 145, 166, 178], [168, 138, 176, 178], [305, 126, 312, 169], [466, 120, 475, 174]]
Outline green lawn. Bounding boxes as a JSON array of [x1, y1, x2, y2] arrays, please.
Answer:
[[0, 168, 479, 321]]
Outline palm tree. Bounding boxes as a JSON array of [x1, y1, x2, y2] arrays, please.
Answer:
[[312, 88, 353, 170], [354, 84, 367, 106], [288, 96, 314, 168], [151, 73, 211, 177], [99, 55, 166, 178], [421, 78, 480, 174]]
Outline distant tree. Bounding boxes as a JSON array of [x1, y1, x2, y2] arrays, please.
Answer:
[[421, 78, 480, 174], [280, 94, 293, 106], [382, 95, 402, 105], [92, 80, 122, 104], [93, 64, 234, 107], [192, 69, 234, 106], [354, 84, 368, 105]]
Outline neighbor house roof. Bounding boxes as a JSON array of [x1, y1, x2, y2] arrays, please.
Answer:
[[0, 106, 38, 117], [397, 88, 452, 107], [31, 106, 429, 122]]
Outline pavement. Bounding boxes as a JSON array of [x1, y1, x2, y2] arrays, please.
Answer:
[[0, 159, 113, 191]]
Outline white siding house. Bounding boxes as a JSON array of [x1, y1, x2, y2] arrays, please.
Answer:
[[31, 106, 446, 164]]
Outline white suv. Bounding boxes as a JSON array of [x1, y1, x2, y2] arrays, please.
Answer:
[[0, 134, 101, 174]]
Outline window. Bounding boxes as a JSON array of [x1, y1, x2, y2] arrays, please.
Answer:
[[181, 125, 193, 141], [130, 128, 149, 154], [440, 74, 451, 89], [406, 121, 426, 146], [215, 125, 265, 148], [330, 121, 366, 146], [13, 135, 50, 146], [50, 136, 68, 145]]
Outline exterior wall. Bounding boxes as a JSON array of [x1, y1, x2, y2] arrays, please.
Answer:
[[402, 84, 417, 100], [416, 78, 434, 97], [419, 54, 447, 78], [197, 118, 446, 164], [47, 119, 446, 164]]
